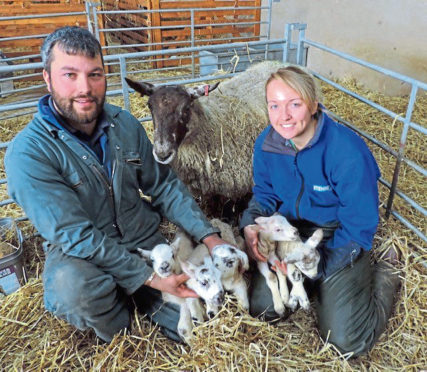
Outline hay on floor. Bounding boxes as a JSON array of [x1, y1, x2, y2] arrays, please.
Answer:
[[0, 69, 426, 371]]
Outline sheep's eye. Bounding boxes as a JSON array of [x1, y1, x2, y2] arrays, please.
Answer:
[[275, 228, 282, 233]]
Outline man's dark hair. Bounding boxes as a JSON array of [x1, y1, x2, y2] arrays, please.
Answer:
[[41, 26, 104, 73]]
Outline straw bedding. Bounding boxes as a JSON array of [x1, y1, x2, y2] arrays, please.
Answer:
[[0, 72, 426, 371]]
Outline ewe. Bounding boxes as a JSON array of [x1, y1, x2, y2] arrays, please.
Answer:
[[125, 60, 288, 205]]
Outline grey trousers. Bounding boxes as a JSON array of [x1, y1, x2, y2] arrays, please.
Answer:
[[250, 251, 400, 356], [43, 248, 182, 342]]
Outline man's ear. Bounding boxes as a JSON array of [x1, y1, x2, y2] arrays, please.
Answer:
[[43, 69, 51, 93]]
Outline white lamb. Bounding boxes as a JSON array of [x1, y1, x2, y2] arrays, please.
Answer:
[[252, 214, 323, 315], [209, 219, 250, 311], [138, 231, 224, 343]]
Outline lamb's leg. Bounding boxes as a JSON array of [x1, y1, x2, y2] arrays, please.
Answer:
[[267, 253, 290, 307], [257, 261, 285, 316], [231, 279, 249, 311], [177, 301, 194, 344], [287, 264, 310, 311], [187, 297, 205, 323]]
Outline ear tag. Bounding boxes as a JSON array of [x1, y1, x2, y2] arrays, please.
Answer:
[[204, 85, 209, 96]]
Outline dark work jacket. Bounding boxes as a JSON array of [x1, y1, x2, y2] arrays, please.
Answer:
[[5, 95, 218, 294]]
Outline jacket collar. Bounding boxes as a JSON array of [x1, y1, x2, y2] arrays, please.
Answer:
[[262, 107, 326, 155], [37, 94, 122, 137]]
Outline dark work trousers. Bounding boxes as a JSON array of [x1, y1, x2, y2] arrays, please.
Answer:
[[249, 222, 401, 357]]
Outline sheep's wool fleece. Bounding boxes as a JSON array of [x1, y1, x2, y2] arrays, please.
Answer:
[[173, 60, 289, 200]]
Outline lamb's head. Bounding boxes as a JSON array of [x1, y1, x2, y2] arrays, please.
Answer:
[[125, 78, 219, 164], [137, 240, 180, 278], [254, 214, 299, 242], [212, 244, 249, 278], [181, 256, 224, 318], [294, 228, 323, 278]]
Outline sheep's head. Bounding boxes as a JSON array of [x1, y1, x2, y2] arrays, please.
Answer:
[[254, 213, 299, 242], [212, 244, 249, 277], [181, 256, 224, 318], [137, 241, 180, 278], [125, 78, 219, 164]]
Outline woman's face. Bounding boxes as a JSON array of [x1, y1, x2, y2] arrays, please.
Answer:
[[266, 78, 318, 150]]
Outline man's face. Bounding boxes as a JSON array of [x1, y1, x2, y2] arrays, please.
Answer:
[[43, 45, 106, 132]]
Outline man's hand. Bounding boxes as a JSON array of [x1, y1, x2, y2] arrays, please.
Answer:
[[146, 273, 199, 298], [243, 224, 267, 262], [202, 233, 233, 254]]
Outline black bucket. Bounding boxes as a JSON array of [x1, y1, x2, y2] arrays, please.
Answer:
[[0, 217, 26, 295]]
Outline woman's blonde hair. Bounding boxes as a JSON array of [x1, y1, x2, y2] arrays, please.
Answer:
[[266, 65, 322, 113]]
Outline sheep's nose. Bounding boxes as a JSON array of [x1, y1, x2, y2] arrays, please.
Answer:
[[160, 262, 170, 271]]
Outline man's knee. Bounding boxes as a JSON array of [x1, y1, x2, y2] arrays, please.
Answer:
[[43, 255, 130, 341]]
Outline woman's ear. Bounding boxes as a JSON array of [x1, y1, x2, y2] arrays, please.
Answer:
[[311, 101, 319, 116]]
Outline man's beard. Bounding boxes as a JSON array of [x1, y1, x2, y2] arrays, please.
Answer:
[[50, 85, 105, 126]]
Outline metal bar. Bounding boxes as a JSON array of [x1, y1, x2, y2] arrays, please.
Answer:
[[93, 5, 100, 41], [0, 12, 86, 21], [303, 39, 427, 91], [102, 34, 270, 50], [100, 20, 263, 34], [0, 72, 42, 83], [0, 39, 286, 74], [385, 85, 418, 219], [85, 2, 93, 34], [313, 72, 426, 135], [0, 199, 14, 207], [98, 6, 269, 15], [323, 109, 427, 178], [191, 9, 195, 79], [119, 57, 130, 112], [387, 209, 427, 246], [296, 24, 306, 66], [379, 178, 427, 217], [0, 34, 48, 43]]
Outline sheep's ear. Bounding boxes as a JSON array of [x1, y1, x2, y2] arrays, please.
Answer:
[[180, 260, 197, 278], [125, 78, 155, 97], [238, 251, 250, 273], [186, 82, 220, 99], [251, 221, 264, 231], [137, 248, 152, 261], [170, 237, 181, 253]]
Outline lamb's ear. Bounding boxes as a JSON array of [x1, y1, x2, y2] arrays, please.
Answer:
[[137, 248, 152, 261], [251, 221, 263, 231], [125, 78, 155, 97], [170, 237, 181, 253], [186, 82, 220, 99], [238, 251, 250, 273], [180, 259, 197, 278]]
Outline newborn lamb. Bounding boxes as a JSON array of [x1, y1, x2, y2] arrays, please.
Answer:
[[253, 214, 322, 315]]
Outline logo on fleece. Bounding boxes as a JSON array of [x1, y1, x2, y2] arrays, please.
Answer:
[[313, 185, 331, 192]]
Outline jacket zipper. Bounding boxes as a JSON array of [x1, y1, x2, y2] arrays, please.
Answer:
[[294, 154, 305, 220], [92, 162, 122, 237]]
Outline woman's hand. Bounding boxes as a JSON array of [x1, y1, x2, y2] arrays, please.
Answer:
[[271, 260, 287, 275], [146, 273, 199, 298], [243, 224, 267, 262]]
